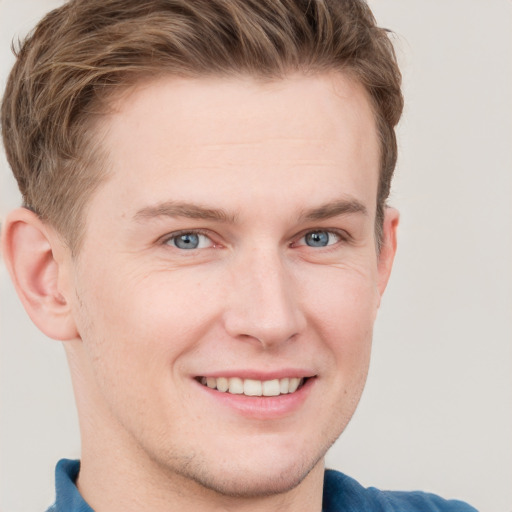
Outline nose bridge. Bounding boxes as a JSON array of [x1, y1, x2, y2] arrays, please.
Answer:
[[224, 244, 304, 347]]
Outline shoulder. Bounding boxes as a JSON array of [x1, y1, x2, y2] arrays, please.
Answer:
[[322, 469, 479, 512]]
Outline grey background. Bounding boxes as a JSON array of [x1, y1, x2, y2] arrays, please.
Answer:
[[1, 1, 511, 511]]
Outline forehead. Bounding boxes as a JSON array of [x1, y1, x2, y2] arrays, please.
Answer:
[[89, 72, 379, 223], [106, 72, 377, 154]]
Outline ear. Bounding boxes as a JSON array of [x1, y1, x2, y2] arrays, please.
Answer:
[[376, 207, 399, 297], [1, 208, 78, 341]]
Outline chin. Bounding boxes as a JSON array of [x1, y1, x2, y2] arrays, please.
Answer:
[[163, 440, 329, 500], [186, 461, 319, 499]]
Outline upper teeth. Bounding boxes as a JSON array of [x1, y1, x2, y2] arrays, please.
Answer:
[[200, 377, 303, 396]]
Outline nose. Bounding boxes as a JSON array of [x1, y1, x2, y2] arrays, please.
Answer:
[[223, 249, 306, 349]]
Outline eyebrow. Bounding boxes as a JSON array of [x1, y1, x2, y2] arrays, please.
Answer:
[[299, 198, 368, 221], [134, 201, 237, 223], [133, 197, 367, 224]]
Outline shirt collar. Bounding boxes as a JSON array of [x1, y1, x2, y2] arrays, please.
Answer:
[[47, 459, 94, 512]]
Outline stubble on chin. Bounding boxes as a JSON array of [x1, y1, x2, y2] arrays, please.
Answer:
[[147, 434, 334, 502]]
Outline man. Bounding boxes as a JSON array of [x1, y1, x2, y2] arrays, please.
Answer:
[[0, 0, 477, 511]]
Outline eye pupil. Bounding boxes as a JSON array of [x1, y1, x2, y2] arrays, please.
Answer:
[[174, 233, 199, 249], [305, 231, 329, 247]]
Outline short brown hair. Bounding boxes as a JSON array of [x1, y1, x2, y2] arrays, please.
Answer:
[[1, 0, 403, 253]]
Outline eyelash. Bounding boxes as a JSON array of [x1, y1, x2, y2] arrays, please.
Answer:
[[161, 229, 216, 249], [292, 229, 349, 249], [160, 228, 349, 251]]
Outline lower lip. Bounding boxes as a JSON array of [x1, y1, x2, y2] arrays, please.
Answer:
[[195, 378, 315, 420]]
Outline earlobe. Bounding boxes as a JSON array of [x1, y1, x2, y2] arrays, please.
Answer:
[[1, 208, 78, 341], [377, 207, 399, 297]]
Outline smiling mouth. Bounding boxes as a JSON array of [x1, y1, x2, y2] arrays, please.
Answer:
[[197, 376, 309, 397]]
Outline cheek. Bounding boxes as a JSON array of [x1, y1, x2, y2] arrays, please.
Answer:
[[73, 265, 219, 376], [304, 265, 379, 339], [306, 273, 377, 442], [303, 267, 377, 391]]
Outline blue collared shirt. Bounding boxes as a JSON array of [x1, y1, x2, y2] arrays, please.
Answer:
[[47, 459, 478, 511], [46, 460, 93, 512]]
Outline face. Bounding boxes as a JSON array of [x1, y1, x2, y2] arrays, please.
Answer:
[[64, 73, 396, 498]]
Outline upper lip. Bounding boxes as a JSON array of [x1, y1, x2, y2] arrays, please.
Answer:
[[195, 369, 317, 380]]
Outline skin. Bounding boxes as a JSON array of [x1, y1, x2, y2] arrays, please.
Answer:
[[2, 72, 398, 512]]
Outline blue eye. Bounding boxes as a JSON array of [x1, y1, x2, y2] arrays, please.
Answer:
[[167, 232, 212, 250], [303, 231, 340, 247]]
